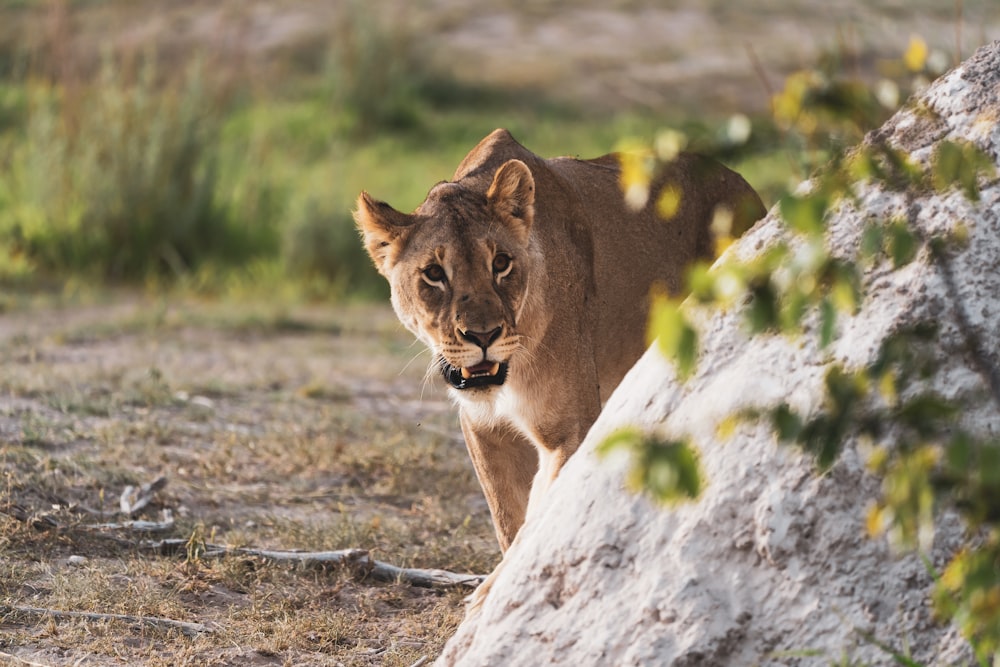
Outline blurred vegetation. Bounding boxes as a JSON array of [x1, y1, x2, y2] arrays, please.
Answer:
[[0, 0, 802, 301], [0, 57, 264, 282]]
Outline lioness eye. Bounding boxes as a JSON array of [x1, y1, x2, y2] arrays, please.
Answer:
[[492, 254, 512, 275], [423, 264, 446, 283]]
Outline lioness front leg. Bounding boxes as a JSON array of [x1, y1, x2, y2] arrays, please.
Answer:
[[459, 413, 538, 552], [465, 429, 585, 614], [525, 446, 572, 525]]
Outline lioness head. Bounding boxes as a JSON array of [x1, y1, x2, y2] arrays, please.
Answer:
[[356, 159, 541, 394]]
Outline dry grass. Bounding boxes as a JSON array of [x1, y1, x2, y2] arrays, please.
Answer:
[[0, 296, 496, 665]]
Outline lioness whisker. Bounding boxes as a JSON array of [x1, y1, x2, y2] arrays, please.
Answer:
[[399, 346, 433, 377]]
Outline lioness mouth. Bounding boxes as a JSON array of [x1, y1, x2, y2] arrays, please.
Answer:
[[443, 360, 509, 390]]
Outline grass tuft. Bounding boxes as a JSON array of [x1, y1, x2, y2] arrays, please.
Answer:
[[0, 55, 277, 283]]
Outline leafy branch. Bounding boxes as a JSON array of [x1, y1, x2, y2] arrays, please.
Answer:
[[602, 39, 1000, 662]]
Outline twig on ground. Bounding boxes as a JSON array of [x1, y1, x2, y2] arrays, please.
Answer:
[[143, 539, 485, 589], [408, 656, 430, 667], [119, 476, 168, 516], [83, 510, 174, 533], [2, 500, 482, 589], [0, 604, 214, 637], [0, 503, 58, 531], [1, 501, 175, 534]]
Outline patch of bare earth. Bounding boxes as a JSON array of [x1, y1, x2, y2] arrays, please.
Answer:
[[0, 297, 495, 666], [7, 1, 999, 115]]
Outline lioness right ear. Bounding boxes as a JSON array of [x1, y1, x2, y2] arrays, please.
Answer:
[[487, 159, 535, 242], [354, 192, 414, 276]]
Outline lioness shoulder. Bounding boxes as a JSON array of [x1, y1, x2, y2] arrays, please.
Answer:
[[357, 128, 765, 550]]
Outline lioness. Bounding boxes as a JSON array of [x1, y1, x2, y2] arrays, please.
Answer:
[[356, 128, 764, 552]]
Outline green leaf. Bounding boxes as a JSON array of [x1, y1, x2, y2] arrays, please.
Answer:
[[656, 184, 683, 220], [848, 147, 884, 183], [746, 278, 780, 333], [829, 261, 862, 314], [885, 219, 918, 268], [933, 140, 997, 202], [675, 320, 698, 380], [819, 296, 836, 347], [648, 295, 699, 380], [686, 262, 716, 303], [879, 143, 926, 190], [779, 289, 809, 333], [897, 394, 958, 434], [944, 432, 972, 472], [771, 403, 804, 442], [638, 437, 702, 503], [779, 193, 828, 236], [596, 426, 643, 457], [860, 222, 885, 262], [597, 427, 703, 504], [799, 415, 843, 471], [825, 366, 866, 411]]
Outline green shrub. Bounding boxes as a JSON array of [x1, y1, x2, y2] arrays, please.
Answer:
[[324, 1, 433, 136], [606, 36, 1000, 663], [281, 182, 386, 300], [0, 55, 276, 282]]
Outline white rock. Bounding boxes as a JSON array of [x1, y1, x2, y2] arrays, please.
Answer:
[[438, 41, 1000, 666]]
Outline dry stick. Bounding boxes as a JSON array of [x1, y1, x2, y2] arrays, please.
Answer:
[[744, 42, 775, 108], [120, 475, 168, 516], [0, 502, 174, 533], [0, 503, 58, 531], [83, 515, 175, 533], [1, 503, 482, 589], [243, 547, 484, 588], [144, 539, 485, 589], [0, 604, 213, 637]]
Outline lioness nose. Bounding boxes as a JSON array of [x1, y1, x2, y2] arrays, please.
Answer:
[[459, 327, 502, 350]]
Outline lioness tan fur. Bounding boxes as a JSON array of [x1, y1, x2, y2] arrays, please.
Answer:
[[356, 129, 765, 553]]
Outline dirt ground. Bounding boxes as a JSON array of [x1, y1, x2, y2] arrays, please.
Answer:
[[0, 297, 495, 666], [7, 0, 999, 114]]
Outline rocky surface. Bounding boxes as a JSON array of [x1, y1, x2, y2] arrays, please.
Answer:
[[438, 41, 1000, 666]]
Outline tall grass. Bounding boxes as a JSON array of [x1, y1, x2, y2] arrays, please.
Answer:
[[0, 55, 278, 283], [0, 3, 795, 298], [324, 1, 433, 136]]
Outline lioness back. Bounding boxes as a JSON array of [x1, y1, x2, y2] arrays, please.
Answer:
[[545, 151, 764, 398], [356, 129, 765, 552]]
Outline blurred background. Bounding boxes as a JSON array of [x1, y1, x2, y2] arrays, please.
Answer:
[[0, 0, 997, 305]]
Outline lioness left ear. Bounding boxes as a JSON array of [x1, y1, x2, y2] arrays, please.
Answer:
[[354, 192, 414, 276], [487, 159, 535, 242]]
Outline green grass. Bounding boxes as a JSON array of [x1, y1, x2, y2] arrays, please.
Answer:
[[0, 2, 800, 301]]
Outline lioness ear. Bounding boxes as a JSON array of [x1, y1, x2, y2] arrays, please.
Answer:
[[354, 192, 414, 276], [487, 159, 535, 241]]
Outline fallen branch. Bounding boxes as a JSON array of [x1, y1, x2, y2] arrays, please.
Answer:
[[143, 539, 485, 589], [83, 510, 175, 533], [1, 502, 175, 534], [0, 604, 213, 637], [119, 476, 168, 516], [0, 503, 58, 531]]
